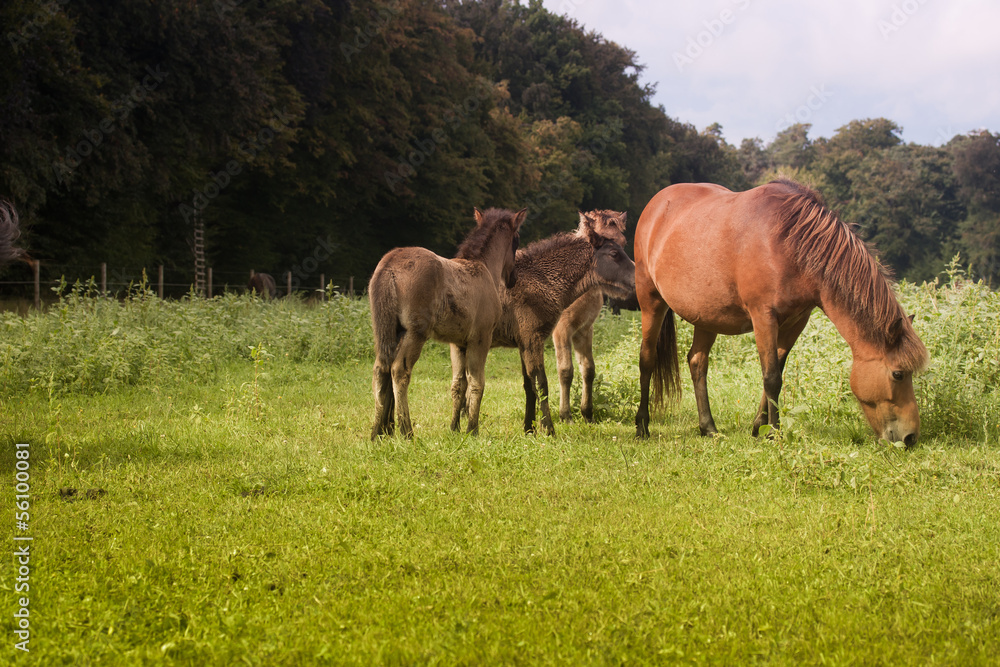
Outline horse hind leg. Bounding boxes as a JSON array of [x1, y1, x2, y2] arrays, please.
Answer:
[[371, 361, 395, 439], [449, 344, 469, 432], [391, 329, 427, 439], [688, 326, 719, 436]]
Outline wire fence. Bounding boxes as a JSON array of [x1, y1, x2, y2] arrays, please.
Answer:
[[0, 261, 360, 309]]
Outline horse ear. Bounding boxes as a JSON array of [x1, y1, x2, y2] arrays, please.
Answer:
[[908, 313, 915, 324], [579, 211, 596, 231], [473, 207, 484, 225], [512, 208, 527, 230], [888, 316, 905, 347], [617, 211, 627, 231]]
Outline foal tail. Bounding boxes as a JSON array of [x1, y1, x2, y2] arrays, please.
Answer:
[[368, 266, 401, 366], [0, 200, 27, 266], [652, 308, 681, 406]]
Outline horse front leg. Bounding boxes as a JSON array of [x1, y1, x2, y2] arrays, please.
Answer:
[[552, 317, 575, 422], [750, 312, 782, 437], [574, 326, 596, 423], [688, 326, 718, 436], [752, 311, 812, 436], [463, 338, 491, 435], [449, 344, 468, 432]]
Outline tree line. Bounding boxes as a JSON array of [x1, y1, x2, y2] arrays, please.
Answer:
[[1, 0, 997, 294]]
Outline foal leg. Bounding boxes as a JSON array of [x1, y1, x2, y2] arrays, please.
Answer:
[[463, 338, 491, 435], [552, 317, 575, 422], [391, 330, 427, 439], [752, 311, 812, 436], [574, 326, 596, 423], [371, 360, 395, 439], [522, 337, 555, 436], [688, 326, 719, 436], [520, 354, 538, 434], [449, 344, 469, 432]]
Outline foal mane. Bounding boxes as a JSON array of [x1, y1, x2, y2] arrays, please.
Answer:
[[768, 179, 928, 371], [455, 208, 515, 261]]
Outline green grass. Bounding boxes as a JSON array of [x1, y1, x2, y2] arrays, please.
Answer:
[[2, 272, 999, 664]]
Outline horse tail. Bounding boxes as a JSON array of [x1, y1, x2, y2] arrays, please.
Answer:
[[652, 308, 680, 406], [0, 200, 26, 266], [368, 266, 400, 367]]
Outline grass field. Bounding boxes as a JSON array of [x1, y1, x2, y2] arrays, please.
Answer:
[[2, 272, 999, 665]]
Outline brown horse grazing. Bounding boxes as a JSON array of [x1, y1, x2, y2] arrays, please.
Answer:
[[457, 217, 634, 436], [0, 200, 27, 266], [248, 273, 277, 299], [369, 207, 524, 439], [634, 179, 929, 444], [551, 210, 628, 422]]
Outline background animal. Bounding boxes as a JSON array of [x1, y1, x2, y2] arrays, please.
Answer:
[[634, 179, 928, 444], [248, 273, 277, 299], [470, 216, 635, 436], [551, 210, 628, 423], [369, 207, 524, 439], [0, 199, 26, 267]]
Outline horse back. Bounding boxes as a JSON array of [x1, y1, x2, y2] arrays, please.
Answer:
[[635, 183, 818, 333], [372, 247, 502, 346]]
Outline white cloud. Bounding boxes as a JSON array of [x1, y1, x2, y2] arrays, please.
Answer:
[[541, 0, 1000, 145]]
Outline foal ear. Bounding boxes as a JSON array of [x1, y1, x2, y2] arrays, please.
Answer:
[[616, 211, 628, 231], [512, 208, 527, 230], [578, 211, 597, 231], [473, 207, 485, 225], [908, 313, 915, 324]]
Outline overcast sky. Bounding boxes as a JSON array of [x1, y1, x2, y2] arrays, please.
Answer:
[[539, 0, 1000, 147]]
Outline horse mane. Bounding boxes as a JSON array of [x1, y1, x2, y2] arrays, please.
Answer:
[[768, 179, 928, 372], [455, 208, 515, 261], [517, 232, 592, 267]]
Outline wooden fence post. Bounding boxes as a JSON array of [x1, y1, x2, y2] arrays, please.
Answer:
[[319, 273, 325, 301], [158, 265, 164, 299], [207, 267, 213, 298], [286, 271, 292, 297], [33, 260, 40, 310], [100, 262, 107, 296], [348, 276, 354, 298]]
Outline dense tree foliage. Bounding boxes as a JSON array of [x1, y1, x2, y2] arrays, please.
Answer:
[[1, 0, 996, 293]]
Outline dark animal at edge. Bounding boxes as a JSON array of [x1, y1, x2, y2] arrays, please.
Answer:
[[453, 215, 635, 436], [369, 207, 524, 439], [0, 200, 27, 267], [634, 179, 929, 444], [248, 273, 277, 299], [551, 210, 628, 423]]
